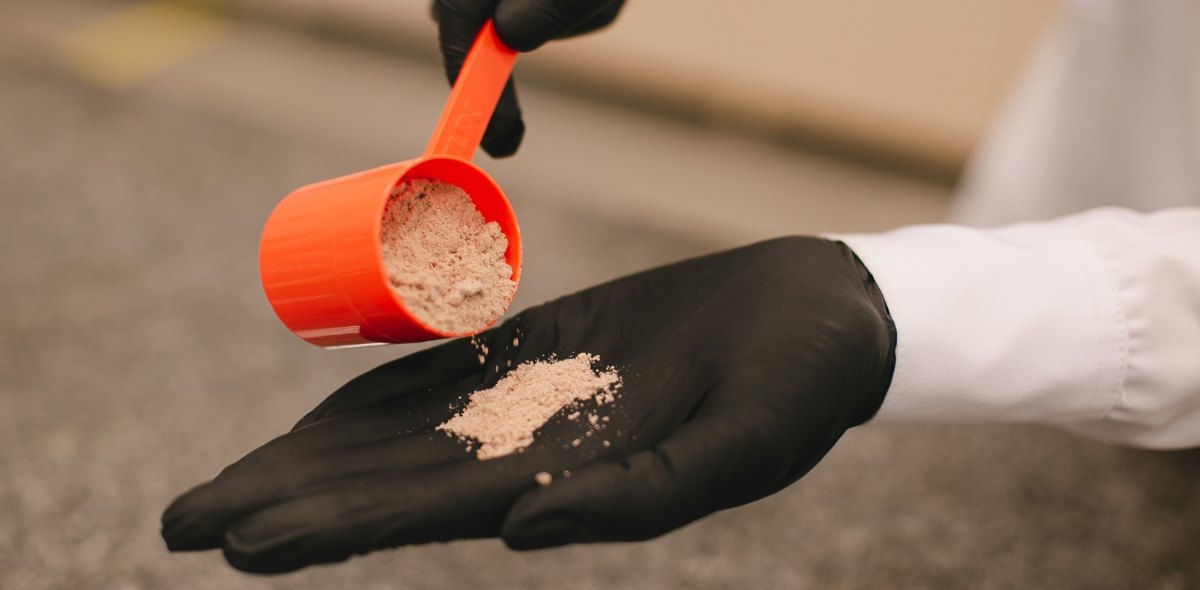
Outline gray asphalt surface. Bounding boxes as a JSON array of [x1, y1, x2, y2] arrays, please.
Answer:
[[1, 2, 1198, 588]]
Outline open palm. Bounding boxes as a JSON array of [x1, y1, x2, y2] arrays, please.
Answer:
[[162, 237, 895, 573]]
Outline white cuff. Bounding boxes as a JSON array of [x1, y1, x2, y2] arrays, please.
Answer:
[[836, 216, 1126, 425], [837, 207, 1200, 449]]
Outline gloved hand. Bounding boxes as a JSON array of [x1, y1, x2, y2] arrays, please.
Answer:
[[162, 237, 896, 573], [433, 0, 626, 157]]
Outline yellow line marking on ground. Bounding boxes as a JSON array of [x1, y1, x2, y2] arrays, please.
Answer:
[[57, 1, 232, 89]]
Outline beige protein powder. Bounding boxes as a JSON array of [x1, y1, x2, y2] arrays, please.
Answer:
[[438, 353, 621, 460], [380, 179, 515, 334]]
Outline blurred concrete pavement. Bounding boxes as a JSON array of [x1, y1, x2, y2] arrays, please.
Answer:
[[1, 1, 1197, 589]]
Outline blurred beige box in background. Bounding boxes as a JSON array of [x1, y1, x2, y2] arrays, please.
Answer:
[[216, 0, 1057, 176]]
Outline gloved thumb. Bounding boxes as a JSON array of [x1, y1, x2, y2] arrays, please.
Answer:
[[479, 79, 523, 158], [434, 1, 525, 157]]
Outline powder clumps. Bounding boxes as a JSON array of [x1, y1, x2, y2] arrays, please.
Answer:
[[381, 179, 515, 334], [534, 472, 553, 487], [438, 353, 621, 460]]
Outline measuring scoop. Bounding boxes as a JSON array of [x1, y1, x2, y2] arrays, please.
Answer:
[[259, 21, 521, 348]]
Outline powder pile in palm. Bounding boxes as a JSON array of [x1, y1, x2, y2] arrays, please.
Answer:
[[438, 353, 621, 460], [380, 179, 515, 334]]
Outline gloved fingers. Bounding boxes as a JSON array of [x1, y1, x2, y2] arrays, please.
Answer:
[[500, 413, 765, 550], [558, 0, 625, 38], [435, 0, 524, 158], [219, 447, 568, 574], [162, 431, 470, 552], [433, 0, 493, 86], [492, 0, 625, 51], [480, 78, 523, 158], [485, 0, 625, 157], [292, 337, 483, 430]]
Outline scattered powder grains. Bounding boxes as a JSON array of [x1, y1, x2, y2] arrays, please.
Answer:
[[380, 179, 516, 334], [437, 353, 621, 460]]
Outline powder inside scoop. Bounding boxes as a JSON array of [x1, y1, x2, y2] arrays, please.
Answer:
[[380, 179, 515, 334]]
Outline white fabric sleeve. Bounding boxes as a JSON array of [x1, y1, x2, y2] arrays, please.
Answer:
[[838, 207, 1200, 450], [951, 0, 1200, 226]]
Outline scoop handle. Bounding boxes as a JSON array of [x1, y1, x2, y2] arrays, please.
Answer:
[[424, 20, 518, 161]]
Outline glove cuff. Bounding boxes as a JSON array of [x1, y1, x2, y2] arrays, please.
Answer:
[[840, 241, 898, 425]]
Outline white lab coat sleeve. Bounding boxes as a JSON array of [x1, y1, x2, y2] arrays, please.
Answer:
[[837, 207, 1200, 450], [950, 0, 1200, 226]]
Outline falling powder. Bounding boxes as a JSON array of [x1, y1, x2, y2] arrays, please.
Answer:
[[438, 353, 621, 460], [380, 179, 516, 334]]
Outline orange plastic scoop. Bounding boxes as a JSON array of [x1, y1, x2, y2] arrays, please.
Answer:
[[258, 21, 521, 348]]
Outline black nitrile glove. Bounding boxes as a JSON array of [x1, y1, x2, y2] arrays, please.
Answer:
[[162, 237, 896, 573], [433, 0, 626, 157]]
